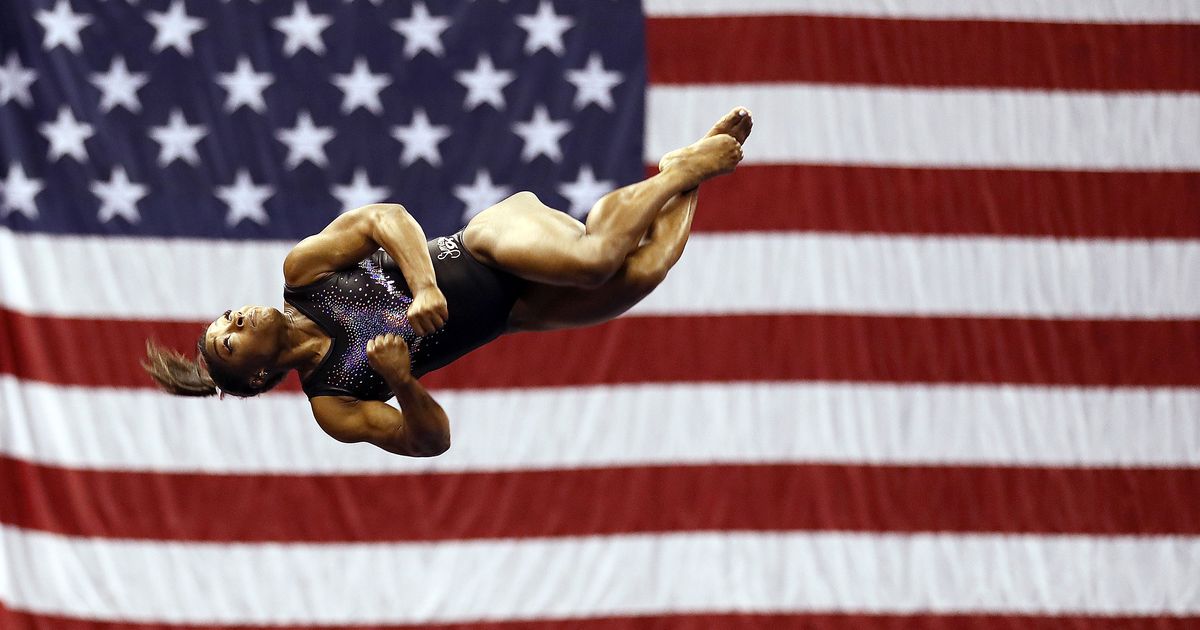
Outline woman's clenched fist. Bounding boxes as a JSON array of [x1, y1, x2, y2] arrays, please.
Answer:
[[407, 288, 448, 336], [366, 333, 412, 381]]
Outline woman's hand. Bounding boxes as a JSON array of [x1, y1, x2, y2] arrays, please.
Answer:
[[367, 333, 412, 382], [407, 287, 448, 336]]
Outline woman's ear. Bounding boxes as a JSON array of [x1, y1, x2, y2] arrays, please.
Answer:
[[249, 369, 268, 387]]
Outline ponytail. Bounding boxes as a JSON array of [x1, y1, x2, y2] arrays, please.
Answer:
[[142, 339, 219, 397]]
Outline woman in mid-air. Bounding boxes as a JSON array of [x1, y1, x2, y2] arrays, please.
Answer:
[[145, 108, 752, 457]]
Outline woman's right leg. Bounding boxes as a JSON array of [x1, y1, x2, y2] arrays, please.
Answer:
[[463, 131, 743, 288], [505, 189, 699, 330], [504, 108, 753, 330]]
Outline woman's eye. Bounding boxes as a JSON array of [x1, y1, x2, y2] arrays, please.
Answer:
[[224, 336, 232, 353]]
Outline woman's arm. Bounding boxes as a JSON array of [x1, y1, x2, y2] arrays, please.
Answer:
[[309, 334, 451, 457], [283, 203, 448, 335]]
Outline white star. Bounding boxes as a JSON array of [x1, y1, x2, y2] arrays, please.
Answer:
[[215, 57, 274, 113], [391, 1, 450, 58], [566, 53, 623, 111], [89, 57, 148, 113], [512, 105, 571, 162], [216, 170, 274, 226], [39, 106, 93, 162], [332, 58, 390, 115], [276, 111, 334, 169], [273, 0, 332, 57], [146, 0, 206, 56], [558, 165, 614, 219], [0, 53, 37, 107], [1, 163, 44, 219], [515, 1, 574, 56], [34, 0, 93, 53], [332, 169, 389, 212], [391, 108, 451, 167], [454, 54, 515, 111], [149, 109, 206, 166], [454, 170, 510, 222], [91, 166, 148, 223]]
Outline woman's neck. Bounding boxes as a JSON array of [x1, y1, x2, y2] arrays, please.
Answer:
[[277, 305, 332, 378]]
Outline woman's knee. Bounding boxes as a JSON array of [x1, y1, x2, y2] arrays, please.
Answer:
[[570, 238, 626, 288], [620, 258, 669, 293]]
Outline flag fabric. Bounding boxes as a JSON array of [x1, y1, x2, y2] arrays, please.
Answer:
[[2, 0, 1199, 628]]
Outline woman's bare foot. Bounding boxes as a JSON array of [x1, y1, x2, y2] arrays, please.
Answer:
[[659, 134, 744, 187], [659, 107, 753, 172], [711, 107, 753, 145]]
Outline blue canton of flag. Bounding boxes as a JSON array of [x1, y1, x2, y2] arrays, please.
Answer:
[[0, 0, 646, 241]]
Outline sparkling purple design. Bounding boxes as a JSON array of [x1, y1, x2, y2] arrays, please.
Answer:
[[301, 253, 438, 399], [362, 257, 400, 296]]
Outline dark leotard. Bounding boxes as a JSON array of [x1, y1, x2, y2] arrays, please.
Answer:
[[284, 231, 521, 401]]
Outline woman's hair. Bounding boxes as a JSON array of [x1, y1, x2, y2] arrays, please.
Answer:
[[142, 339, 217, 396], [142, 338, 285, 398]]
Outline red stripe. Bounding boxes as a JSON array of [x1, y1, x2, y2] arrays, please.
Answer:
[[3, 308, 1199, 389], [646, 15, 1200, 91], [4, 456, 1197, 541], [681, 165, 1200, 237], [3, 611, 1197, 630]]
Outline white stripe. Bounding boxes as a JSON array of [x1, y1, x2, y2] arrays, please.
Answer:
[[4, 377, 1197, 473], [0, 229, 291, 321], [638, 233, 1200, 318], [4, 229, 1198, 319], [2, 526, 1196, 623], [643, 0, 1200, 23], [647, 85, 1200, 170]]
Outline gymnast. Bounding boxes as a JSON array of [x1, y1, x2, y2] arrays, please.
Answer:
[[145, 107, 752, 456]]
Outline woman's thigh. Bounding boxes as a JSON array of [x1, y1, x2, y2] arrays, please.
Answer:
[[462, 191, 606, 287], [506, 272, 653, 332]]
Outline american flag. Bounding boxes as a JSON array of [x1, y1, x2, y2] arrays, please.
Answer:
[[2, 0, 1199, 627]]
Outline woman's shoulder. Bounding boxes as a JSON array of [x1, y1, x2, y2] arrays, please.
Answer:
[[282, 234, 335, 288]]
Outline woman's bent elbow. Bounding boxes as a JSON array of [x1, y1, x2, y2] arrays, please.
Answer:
[[410, 433, 451, 457]]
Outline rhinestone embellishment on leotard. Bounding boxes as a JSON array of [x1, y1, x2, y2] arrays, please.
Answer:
[[306, 256, 434, 398]]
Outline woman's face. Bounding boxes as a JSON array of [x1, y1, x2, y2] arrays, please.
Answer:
[[202, 305, 287, 374]]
